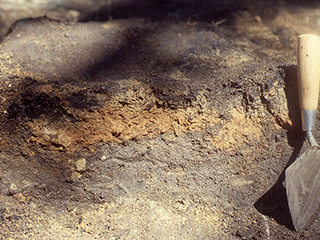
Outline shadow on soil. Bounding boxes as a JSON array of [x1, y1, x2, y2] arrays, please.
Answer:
[[255, 65, 303, 230], [254, 131, 304, 230], [80, 0, 244, 23], [81, 26, 156, 82]]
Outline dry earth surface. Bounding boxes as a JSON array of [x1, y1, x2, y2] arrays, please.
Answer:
[[0, 0, 320, 239]]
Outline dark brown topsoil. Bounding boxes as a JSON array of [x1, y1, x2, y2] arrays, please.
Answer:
[[0, 0, 320, 239]]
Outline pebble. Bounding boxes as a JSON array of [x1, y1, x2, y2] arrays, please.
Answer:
[[9, 183, 18, 195], [254, 15, 262, 23], [75, 158, 86, 172]]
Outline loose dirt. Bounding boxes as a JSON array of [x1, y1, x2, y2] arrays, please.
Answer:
[[1, 0, 320, 239]]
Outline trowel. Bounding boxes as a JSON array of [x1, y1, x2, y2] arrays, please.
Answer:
[[286, 34, 320, 231]]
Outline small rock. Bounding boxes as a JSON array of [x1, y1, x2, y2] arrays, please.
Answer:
[[9, 183, 18, 195], [254, 15, 262, 23], [101, 155, 107, 160], [75, 158, 86, 172]]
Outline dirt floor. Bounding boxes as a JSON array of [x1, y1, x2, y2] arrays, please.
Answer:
[[1, 0, 320, 239]]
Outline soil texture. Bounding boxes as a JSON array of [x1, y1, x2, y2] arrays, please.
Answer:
[[1, 0, 320, 239]]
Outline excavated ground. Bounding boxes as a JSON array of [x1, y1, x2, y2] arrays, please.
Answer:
[[1, 0, 320, 239]]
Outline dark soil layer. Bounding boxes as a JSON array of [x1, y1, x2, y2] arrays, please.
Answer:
[[0, 0, 320, 239]]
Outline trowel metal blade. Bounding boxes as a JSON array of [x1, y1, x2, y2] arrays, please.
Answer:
[[285, 145, 320, 231]]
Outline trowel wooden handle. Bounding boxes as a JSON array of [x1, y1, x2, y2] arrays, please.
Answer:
[[298, 34, 320, 111]]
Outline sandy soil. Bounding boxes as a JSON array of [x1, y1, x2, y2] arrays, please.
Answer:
[[0, 0, 320, 239]]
